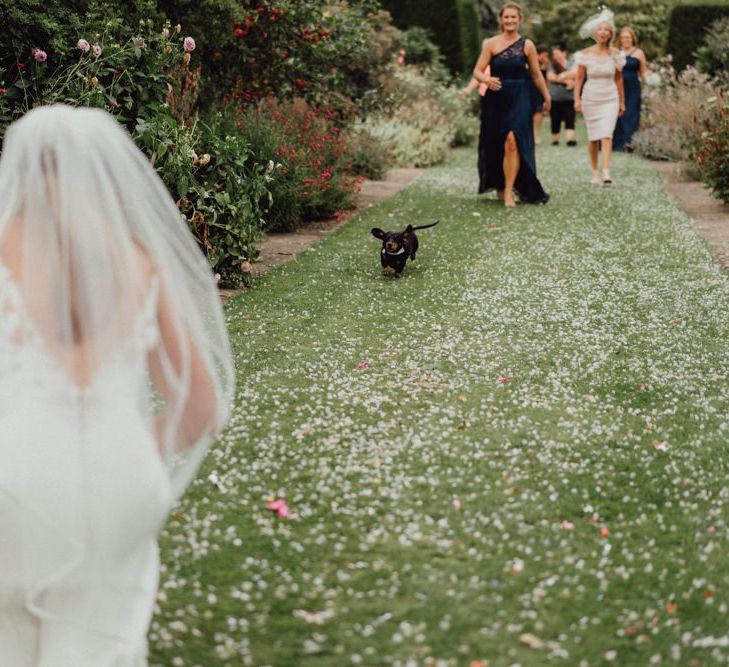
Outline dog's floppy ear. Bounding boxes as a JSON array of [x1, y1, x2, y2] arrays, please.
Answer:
[[371, 228, 386, 240]]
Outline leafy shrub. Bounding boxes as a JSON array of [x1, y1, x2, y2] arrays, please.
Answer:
[[361, 64, 477, 167], [0, 0, 163, 76], [160, 0, 394, 115], [695, 16, 729, 79], [399, 26, 444, 67], [135, 111, 271, 287], [342, 125, 393, 180], [666, 1, 729, 72], [379, 0, 481, 73], [632, 59, 716, 162], [236, 98, 362, 232], [0, 16, 196, 137], [363, 101, 453, 167], [534, 0, 669, 61], [693, 92, 729, 204]]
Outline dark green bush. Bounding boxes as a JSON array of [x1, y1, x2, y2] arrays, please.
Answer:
[[135, 110, 271, 286], [666, 1, 729, 72], [694, 16, 729, 77], [379, 0, 481, 73], [534, 0, 669, 60], [693, 93, 729, 204], [399, 26, 444, 67]]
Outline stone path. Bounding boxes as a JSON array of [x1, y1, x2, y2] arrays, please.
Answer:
[[654, 161, 729, 270]]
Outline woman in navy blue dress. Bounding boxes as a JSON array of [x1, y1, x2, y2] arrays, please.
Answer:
[[613, 26, 647, 151], [473, 2, 551, 207]]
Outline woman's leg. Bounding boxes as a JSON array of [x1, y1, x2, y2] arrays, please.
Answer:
[[601, 138, 613, 181], [533, 112, 543, 144], [588, 140, 600, 183], [565, 102, 577, 145], [503, 131, 520, 207]]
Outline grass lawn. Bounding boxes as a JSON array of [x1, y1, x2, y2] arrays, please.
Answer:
[[151, 137, 729, 666]]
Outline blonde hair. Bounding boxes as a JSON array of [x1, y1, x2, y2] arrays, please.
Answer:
[[616, 26, 638, 47], [499, 2, 524, 26]]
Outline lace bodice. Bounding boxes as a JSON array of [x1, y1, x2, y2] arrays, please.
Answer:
[[490, 37, 530, 81], [0, 261, 160, 409], [576, 50, 625, 101]]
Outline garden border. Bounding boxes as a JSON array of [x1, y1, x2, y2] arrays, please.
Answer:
[[653, 161, 729, 271], [219, 167, 422, 297]]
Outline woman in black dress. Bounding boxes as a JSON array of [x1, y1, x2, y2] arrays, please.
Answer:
[[473, 2, 551, 207]]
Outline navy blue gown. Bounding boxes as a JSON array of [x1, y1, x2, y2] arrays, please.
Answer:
[[478, 38, 549, 204], [613, 54, 641, 150]]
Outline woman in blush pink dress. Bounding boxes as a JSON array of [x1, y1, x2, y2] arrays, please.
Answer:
[[573, 7, 625, 185]]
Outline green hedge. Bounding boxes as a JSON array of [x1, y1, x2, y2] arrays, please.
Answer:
[[379, 0, 481, 73], [666, 0, 729, 71]]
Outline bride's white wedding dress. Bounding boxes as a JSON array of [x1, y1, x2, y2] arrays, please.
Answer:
[[0, 104, 234, 667], [0, 262, 173, 666]]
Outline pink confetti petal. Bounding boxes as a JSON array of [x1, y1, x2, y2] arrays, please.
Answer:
[[356, 360, 370, 371], [267, 498, 290, 518]]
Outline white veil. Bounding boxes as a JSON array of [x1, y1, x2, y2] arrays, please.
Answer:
[[0, 104, 234, 655]]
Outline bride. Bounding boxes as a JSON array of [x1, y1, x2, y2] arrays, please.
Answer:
[[0, 105, 234, 665]]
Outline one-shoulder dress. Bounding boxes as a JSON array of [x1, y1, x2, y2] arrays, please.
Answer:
[[477, 37, 549, 204]]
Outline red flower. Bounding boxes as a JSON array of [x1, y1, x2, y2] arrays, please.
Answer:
[[294, 78, 305, 90], [234, 27, 244, 37]]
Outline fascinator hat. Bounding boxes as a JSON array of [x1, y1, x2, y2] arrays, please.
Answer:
[[578, 6, 616, 40]]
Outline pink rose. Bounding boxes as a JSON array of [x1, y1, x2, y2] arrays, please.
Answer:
[[0, 88, 7, 95], [33, 49, 47, 63], [91, 43, 102, 57], [183, 36, 196, 52], [76, 39, 91, 52]]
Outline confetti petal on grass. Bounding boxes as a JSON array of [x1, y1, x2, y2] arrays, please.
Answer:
[[267, 498, 290, 518]]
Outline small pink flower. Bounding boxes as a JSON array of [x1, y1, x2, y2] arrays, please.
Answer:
[[355, 360, 369, 371], [91, 43, 102, 57], [267, 498, 289, 518], [0, 88, 7, 95], [183, 36, 196, 52], [161, 28, 170, 38], [33, 49, 47, 63], [240, 260, 252, 273], [497, 376, 513, 384], [17, 63, 26, 71], [452, 499, 461, 510], [561, 521, 575, 531], [396, 55, 405, 66], [76, 38, 90, 52]]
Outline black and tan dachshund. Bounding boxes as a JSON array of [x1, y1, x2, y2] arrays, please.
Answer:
[[371, 221, 439, 277]]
